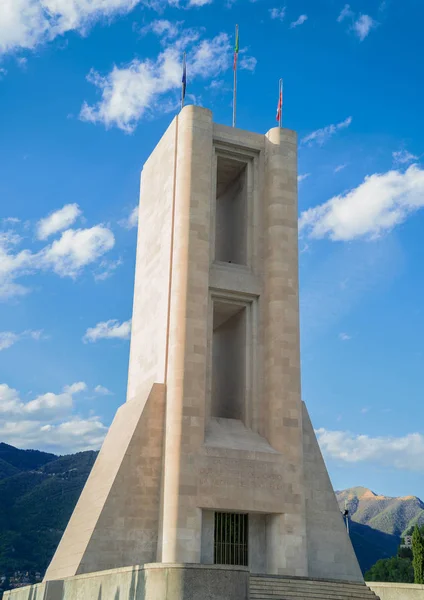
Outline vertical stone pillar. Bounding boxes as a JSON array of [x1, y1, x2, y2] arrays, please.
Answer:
[[159, 106, 213, 563], [263, 127, 308, 576]]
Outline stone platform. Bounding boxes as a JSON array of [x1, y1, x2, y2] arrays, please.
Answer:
[[4, 565, 385, 600], [3, 564, 249, 600]]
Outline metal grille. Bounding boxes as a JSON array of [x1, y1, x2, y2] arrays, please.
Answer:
[[214, 512, 248, 566]]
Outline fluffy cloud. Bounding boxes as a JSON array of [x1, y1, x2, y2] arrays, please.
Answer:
[[80, 32, 233, 132], [337, 4, 354, 22], [0, 329, 44, 351], [0, 381, 107, 452], [36, 203, 81, 240], [63, 381, 87, 394], [83, 318, 131, 342], [298, 173, 310, 183], [290, 14, 307, 28], [94, 384, 113, 395], [301, 117, 352, 147], [239, 56, 257, 72], [40, 226, 115, 277], [352, 14, 376, 41], [0, 211, 115, 299], [94, 257, 123, 281], [336, 5, 377, 41], [338, 332, 351, 341], [120, 206, 138, 229], [0, 381, 84, 420], [393, 149, 419, 165], [317, 428, 424, 472], [0, 0, 207, 56], [299, 165, 424, 241], [269, 7, 286, 20], [0, 416, 107, 453]]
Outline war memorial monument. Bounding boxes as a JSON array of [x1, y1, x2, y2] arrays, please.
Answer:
[[5, 106, 380, 599]]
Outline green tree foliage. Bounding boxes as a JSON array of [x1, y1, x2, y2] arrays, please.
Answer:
[[398, 545, 413, 560], [412, 525, 424, 583], [365, 557, 414, 583]]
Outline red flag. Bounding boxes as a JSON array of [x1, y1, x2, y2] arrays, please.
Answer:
[[276, 81, 282, 123]]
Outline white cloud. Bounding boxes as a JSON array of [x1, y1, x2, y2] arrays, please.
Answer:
[[316, 428, 424, 472], [0, 329, 44, 351], [299, 164, 424, 241], [120, 205, 139, 229], [36, 203, 81, 240], [337, 4, 353, 22], [2, 217, 21, 225], [393, 149, 419, 166], [94, 384, 113, 395], [94, 257, 123, 281], [301, 116, 352, 147], [63, 381, 87, 394], [39, 226, 115, 277], [269, 7, 286, 20], [0, 416, 107, 453], [0, 332, 19, 351], [298, 173, 310, 183], [0, 68, 7, 78], [80, 32, 231, 132], [0, 0, 208, 56], [189, 0, 212, 5], [83, 318, 131, 342], [239, 55, 257, 72], [352, 14, 376, 41], [339, 332, 351, 341], [334, 163, 348, 173], [1, 210, 115, 299], [290, 14, 307, 28], [140, 19, 181, 39], [0, 381, 83, 420], [0, 380, 107, 452]]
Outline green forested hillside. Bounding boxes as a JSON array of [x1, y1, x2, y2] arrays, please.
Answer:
[[0, 444, 97, 575]]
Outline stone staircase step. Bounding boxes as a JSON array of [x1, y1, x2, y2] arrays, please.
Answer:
[[250, 576, 380, 600]]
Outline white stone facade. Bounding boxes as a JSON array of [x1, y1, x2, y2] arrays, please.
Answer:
[[44, 106, 362, 583]]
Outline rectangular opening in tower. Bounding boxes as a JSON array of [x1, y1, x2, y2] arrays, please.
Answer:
[[211, 301, 246, 422], [214, 512, 248, 566], [215, 155, 248, 265]]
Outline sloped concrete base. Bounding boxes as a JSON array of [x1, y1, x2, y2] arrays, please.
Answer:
[[3, 564, 249, 600], [302, 401, 363, 582]]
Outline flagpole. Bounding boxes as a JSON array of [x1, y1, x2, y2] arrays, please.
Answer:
[[279, 78, 283, 129], [232, 24, 239, 128], [181, 52, 186, 110]]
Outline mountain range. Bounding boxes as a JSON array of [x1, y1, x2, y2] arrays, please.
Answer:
[[1, 443, 423, 577], [336, 486, 424, 572]]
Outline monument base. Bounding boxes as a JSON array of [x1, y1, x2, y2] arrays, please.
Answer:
[[3, 564, 250, 600]]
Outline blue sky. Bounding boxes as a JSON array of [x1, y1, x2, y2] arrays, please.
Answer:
[[1, 0, 424, 500]]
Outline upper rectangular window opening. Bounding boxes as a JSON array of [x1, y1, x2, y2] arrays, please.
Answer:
[[215, 155, 248, 266]]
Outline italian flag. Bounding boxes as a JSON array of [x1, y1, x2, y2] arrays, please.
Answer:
[[233, 25, 239, 71]]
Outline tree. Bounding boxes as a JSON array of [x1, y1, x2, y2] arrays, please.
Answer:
[[412, 525, 424, 584], [365, 557, 414, 583]]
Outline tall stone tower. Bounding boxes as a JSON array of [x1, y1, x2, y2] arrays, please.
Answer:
[[44, 106, 362, 590]]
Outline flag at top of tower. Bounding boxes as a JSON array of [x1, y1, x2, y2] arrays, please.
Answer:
[[276, 79, 283, 126], [181, 52, 187, 109], [233, 25, 239, 71]]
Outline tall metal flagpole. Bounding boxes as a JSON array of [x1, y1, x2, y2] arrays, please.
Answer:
[[181, 52, 186, 110], [232, 24, 239, 128], [279, 78, 283, 129]]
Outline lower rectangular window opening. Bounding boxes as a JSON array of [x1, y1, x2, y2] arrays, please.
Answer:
[[214, 512, 248, 566]]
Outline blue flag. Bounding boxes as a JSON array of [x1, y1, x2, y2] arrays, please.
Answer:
[[181, 53, 187, 108]]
